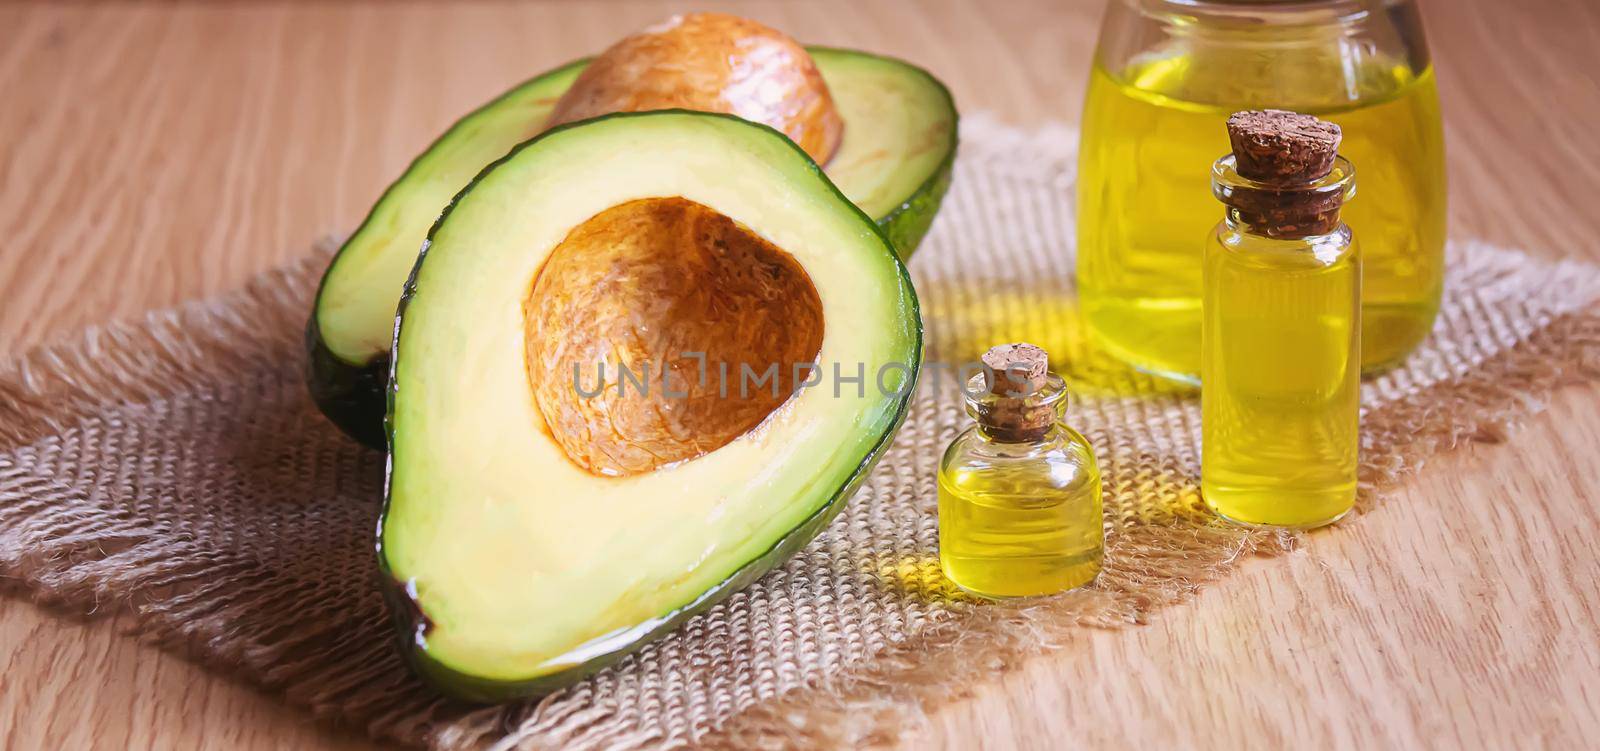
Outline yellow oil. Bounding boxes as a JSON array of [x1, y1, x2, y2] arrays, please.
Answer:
[[1078, 56, 1445, 382], [937, 427, 1103, 598], [1201, 225, 1360, 528]]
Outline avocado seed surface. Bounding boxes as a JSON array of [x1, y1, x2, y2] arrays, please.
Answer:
[[546, 13, 843, 164], [524, 197, 826, 477]]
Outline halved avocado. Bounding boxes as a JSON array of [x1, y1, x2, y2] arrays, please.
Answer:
[[380, 111, 921, 701], [308, 48, 954, 448]]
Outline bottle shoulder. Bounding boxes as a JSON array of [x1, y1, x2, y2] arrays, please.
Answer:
[[939, 424, 1100, 495], [1209, 222, 1358, 271]]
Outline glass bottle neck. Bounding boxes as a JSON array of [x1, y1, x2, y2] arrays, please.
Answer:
[[1222, 207, 1347, 240], [1212, 153, 1355, 240], [963, 372, 1070, 444], [976, 421, 1057, 444]]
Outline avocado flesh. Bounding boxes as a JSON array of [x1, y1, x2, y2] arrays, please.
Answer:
[[382, 111, 920, 699], [306, 60, 588, 447], [812, 48, 958, 248], [308, 49, 953, 448]]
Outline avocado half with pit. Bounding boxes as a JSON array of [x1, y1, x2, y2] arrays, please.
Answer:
[[307, 47, 955, 448], [380, 111, 921, 701]]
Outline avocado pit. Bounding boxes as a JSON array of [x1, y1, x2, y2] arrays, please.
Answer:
[[545, 12, 843, 164], [523, 197, 825, 477]]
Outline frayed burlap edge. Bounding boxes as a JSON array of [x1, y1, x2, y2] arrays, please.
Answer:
[[0, 242, 484, 745], [0, 242, 535, 748], [0, 244, 332, 454]]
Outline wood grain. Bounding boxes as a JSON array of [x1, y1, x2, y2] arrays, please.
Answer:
[[2, 1, 1597, 748]]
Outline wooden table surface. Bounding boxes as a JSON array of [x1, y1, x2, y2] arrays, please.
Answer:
[[3, 1, 1598, 748]]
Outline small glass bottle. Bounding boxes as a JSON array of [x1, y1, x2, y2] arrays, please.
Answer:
[[938, 343, 1104, 598], [1202, 110, 1360, 529]]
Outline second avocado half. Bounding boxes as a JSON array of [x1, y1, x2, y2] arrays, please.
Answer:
[[309, 47, 956, 448]]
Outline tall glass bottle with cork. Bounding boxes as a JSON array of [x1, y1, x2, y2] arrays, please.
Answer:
[[1202, 110, 1359, 528], [1078, 0, 1442, 383]]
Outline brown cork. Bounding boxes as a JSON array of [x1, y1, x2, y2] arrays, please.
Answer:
[[1222, 109, 1347, 238], [1226, 109, 1341, 184], [977, 343, 1056, 442], [981, 343, 1048, 397]]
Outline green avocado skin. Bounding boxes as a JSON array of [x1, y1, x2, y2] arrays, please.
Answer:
[[880, 151, 954, 261], [376, 111, 924, 703], [308, 48, 952, 451], [304, 321, 389, 450]]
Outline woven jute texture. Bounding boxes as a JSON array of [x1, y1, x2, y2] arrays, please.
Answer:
[[2, 116, 1598, 750]]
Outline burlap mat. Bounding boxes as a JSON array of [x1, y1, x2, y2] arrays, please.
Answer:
[[2, 116, 1597, 750]]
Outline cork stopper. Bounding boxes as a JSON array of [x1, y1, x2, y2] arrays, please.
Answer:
[[1226, 109, 1341, 185], [981, 343, 1048, 397], [1219, 109, 1349, 238], [974, 343, 1058, 442]]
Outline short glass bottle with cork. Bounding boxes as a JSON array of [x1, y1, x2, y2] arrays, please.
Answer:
[[938, 343, 1104, 598], [1201, 110, 1360, 528]]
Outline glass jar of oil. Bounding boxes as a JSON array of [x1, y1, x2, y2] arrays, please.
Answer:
[[938, 344, 1104, 598], [1078, 0, 1444, 384]]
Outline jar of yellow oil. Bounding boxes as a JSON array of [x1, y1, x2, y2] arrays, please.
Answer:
[[1078, 0, 1444, 384], [1202, 110, 1359, 528], [938, 344, 1104, 598]]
